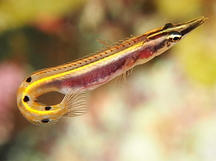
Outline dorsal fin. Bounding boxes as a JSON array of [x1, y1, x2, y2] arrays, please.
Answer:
[[96, 38, 114, 48]]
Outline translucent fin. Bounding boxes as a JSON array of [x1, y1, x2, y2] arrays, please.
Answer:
[[116, 72, 127, 87], [116, 69, 133, 90], [96, 38, 113, 48], [126, 67, 133, 77], [62, 92, 87, 117], [97, 35, 135, 49], [116, 56, 135, 90]]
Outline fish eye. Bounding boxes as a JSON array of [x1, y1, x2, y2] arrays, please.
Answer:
[[168, 31, 182, 42]]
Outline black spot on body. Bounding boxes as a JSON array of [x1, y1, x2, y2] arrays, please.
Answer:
[[23, 96, 30, 102], [41, 119, 50, 123], [26, 77, 32, 83], [45, 106, 51, 111]]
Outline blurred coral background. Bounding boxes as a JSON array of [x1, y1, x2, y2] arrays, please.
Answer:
[[0, 0, 215, 161]]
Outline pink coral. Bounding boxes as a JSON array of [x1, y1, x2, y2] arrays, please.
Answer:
[[0, 61, 26, 144]]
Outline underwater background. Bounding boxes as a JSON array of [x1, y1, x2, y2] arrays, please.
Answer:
[[0, 0, 215, 161]]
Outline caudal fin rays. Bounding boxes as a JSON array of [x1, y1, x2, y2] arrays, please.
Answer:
[[62, 92, 87, 117]]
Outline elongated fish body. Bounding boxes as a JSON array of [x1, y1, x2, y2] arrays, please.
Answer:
[[17, 17, 207, 125]]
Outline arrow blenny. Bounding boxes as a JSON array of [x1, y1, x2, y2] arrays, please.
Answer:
[[17, 17, 207, 125]]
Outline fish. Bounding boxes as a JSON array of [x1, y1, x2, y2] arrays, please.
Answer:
[[17, 17, 208, 125]]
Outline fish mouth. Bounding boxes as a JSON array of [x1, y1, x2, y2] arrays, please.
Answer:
[[147, 16, 208, 40], [176, 16, 208, 36]]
